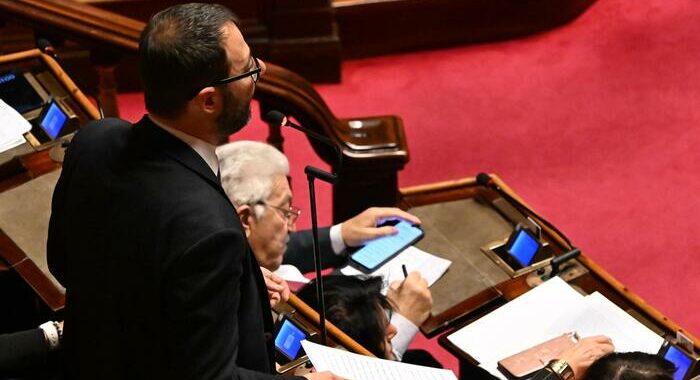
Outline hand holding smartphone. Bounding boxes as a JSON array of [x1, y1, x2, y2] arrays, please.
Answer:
[[348, 220, 424, 273]]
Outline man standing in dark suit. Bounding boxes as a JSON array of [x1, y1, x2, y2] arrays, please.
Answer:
[[47, 3, 339, 380]]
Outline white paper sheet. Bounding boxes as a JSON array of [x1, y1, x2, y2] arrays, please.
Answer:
[[340, 245, 452, 290], [301, 340, 457, 380], [0, 99, 31, 152], [274, 264, 310, 284], [550, 292, 664, 354]]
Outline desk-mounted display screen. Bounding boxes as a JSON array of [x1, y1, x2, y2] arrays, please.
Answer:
[[39, 101, 68, 139], [664, 345, 693, 380], [506, 228, 541, 267]]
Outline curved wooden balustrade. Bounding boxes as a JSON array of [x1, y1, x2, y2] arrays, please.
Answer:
[[0, 0, 141, 52], [256, 64, 408, 222], [0, 0, 408, 221]]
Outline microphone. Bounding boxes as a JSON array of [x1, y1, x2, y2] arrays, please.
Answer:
[[476, 172, 577, 251], [265, 110, 343, 175], [265, 110, 340, 345], [37, 38, 57, 58], [36, 38, 105, 119], [550, 248, 581, 276], [475, 172, 495, 188]]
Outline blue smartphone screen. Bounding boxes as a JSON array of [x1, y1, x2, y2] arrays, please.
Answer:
[[665, 345, 693, 380], [351, 220, 423, 271], [40, 102, 67, 139], [508, 229, 540, 267], [275, 319, 307, 360]]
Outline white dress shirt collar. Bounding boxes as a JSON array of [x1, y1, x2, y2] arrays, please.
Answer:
[[148, 115, 219, 175]]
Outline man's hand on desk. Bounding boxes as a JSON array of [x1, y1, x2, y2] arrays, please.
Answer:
[[340, 207, 421, 247], [387, 272, 433, 326], [303, 371, 346, 380], [559, 335, 614, 378], [260, 267, 290, 307]]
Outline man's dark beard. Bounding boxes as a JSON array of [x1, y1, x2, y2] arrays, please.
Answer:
[[216, 89, 251, 142]]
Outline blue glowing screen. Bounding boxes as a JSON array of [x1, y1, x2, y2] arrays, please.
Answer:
[[665, 345, 693, 380], [351, 221, 422, 270], [40, 102, 67, 139], [508, 229, 540, 267], [275, 320, 306, 360]]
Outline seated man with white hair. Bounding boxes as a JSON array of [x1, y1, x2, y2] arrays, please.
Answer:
[[217, 140, 432, 360]]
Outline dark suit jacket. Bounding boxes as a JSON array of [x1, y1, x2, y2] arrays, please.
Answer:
[[285, 228, 348, 274], [0, 328, 49, 376], [48, 117, 293, 380]]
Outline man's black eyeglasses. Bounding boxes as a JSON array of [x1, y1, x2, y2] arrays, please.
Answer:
[[188, 56, 262, 99], [214, 56, 262, 85]]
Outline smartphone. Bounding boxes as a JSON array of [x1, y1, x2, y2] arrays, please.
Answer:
[[349, 220, 424, 273], [274, 315, 310, 365], [658, 340, 698, 380]]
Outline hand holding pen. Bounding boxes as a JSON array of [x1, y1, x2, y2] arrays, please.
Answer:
[[387, 266, 433, 326]]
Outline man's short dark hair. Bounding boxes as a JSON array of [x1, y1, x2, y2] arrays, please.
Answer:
[[582, 352, 676, 380], [297, 275, 393, 358], [139, 3, 237, 118]]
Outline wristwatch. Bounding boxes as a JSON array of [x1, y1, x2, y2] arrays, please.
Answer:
[[547, 359, 575, 380]]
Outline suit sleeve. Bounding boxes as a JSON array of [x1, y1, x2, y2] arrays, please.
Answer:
[[0, 328, 50, 373], [164, 228, 302, 380], [284, 227, 347, 273], [47, 123, 84, 286]]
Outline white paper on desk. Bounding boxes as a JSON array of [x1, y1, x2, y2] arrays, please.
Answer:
[[301, 340, 457, 380], [550, 292, 664, 354], [446, 277, 584, 379], [0, 99, 31, 153], [340, 246, 452, 290]]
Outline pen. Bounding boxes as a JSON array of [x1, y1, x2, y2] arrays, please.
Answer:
[[402, 264, 408, 279]]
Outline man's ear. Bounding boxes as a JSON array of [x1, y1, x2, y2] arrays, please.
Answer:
[[193, 86, 219, 115], [236, 204, 253, 238]]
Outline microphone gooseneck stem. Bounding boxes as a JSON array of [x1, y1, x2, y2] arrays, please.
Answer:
[[307, 168, 327, 345]]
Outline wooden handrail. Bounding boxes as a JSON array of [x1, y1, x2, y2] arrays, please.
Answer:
[[287, 294, 375, 357], [0, 0, 141, 51]]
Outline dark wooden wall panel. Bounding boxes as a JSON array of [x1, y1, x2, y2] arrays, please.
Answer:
[[334, 0, 599, 58]]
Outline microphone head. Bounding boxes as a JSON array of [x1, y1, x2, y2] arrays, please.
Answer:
[[36, 38, 54, 53], [265, 110, 287, 127], [476, 172, 492, 187]]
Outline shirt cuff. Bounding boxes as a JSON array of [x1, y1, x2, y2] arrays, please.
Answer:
[[390, 312, 419, 360], [329, 224, 347, 255], [39, 321, 60, 351]]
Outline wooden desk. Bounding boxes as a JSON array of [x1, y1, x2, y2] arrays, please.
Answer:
[[0, 49, 100, 317], [396, 176, 698, 377]]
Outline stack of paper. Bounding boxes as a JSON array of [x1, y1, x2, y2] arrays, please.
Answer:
[[340, 245, 452, 291], [446, 277, 665, 379], [302, 340, 458, 380], [0, 99, 31, 153]]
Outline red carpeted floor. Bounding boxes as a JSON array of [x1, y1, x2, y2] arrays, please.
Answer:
[[117, 0, 700, 372]]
